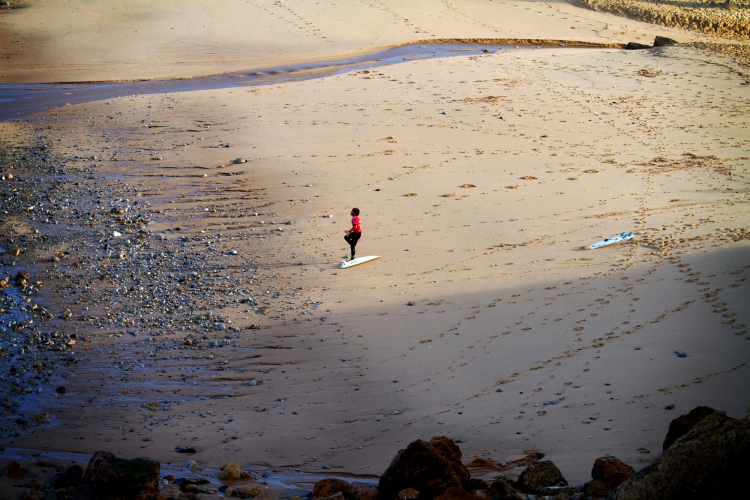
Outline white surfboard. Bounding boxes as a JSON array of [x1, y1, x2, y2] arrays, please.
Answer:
[[341, 255, 380, 269], [588, 232, 633, 250]]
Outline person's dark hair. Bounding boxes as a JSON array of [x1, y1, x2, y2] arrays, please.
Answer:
[[352, 208, 360, 215]]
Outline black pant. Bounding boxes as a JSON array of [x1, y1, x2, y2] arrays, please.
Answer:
[[344, 231, 361, 258]]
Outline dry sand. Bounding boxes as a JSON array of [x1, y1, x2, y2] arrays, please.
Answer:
[[1, 0, 749, 497]]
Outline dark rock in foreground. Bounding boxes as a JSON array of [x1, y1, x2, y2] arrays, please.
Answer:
[[49, 463, 84, 490], [8, 405, 747, 500], [378, 436, 470, 500], [515, 460, 567, 494], [584, 455, 634, 498], [485, 478, 524, 500], [314, 478, 352, 499], [610, 410, 750, 499], [85, 451, 159, 500], [662, 405, 717, 450]]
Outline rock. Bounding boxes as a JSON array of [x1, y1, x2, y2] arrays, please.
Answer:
[[227, 483, 267, 499], [539, 485, 581, 497], [219, 461, 253, 481], [433, 487, 481, 500], [466, 458, 495, 468], [320, 493, 346, 500], [282, 491, 312, 500], [14, 270, 31, 286], [590, 455, 634, 487], [4, 460, 29, 478], [155, 483, 182, 500], [515, 460, 567, 494], [653, 36, 679, 47], [174, 477, 210, 490], [33, 412, 50, 423], [484, 478, 524, 500], [49, 463, 84, 489], [396, 489, 420, 500], [584, 479, 612, 499], [466, 478, 487, 492], [378, 436, 470, 500], [427, 436, 462, 462], [663, 405, 717, 450], [350, 481, 379, 500], [83, 451, 160, 500], [610, 410, 750, 499], [313, 479, 352, 499], [584, 455, 634, 497], [625, 42, 652, 50]]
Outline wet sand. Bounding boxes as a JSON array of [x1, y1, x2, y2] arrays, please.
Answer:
[[1, 1, 749, 497]]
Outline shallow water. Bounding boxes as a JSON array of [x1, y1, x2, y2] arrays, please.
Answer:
[[0, 43, 547, 121], [0, 446, 378, 493], [0, 285, 35, 355]]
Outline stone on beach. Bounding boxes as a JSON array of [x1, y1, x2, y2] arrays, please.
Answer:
[[48, 463, 84, 489], [219, 460, 253, 481], [583, 456, 635, 498], [515, 460, 568, 494], [378, 436, 470, 500], [83, 451, 160, 500], [3, 460, 28, 479], [226, 482, 269, 499], [313, 478, 352, 499]]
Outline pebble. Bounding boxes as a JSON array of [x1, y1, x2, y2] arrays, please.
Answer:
[[0, 134, 326, 440]]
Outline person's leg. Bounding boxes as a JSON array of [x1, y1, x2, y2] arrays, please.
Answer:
[[344, 233, 354, 259], [348, 232, 361, 259]]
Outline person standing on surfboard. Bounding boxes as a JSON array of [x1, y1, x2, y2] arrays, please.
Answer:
[[344, 207, 362, 261]]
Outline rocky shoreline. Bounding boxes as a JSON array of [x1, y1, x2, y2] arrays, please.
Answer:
[[0, 128, 86, 432], [3, 405, 748, 499], [0, 122, 315, 437]]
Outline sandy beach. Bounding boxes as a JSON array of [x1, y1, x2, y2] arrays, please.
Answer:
[[1, 1, 749, 498]]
